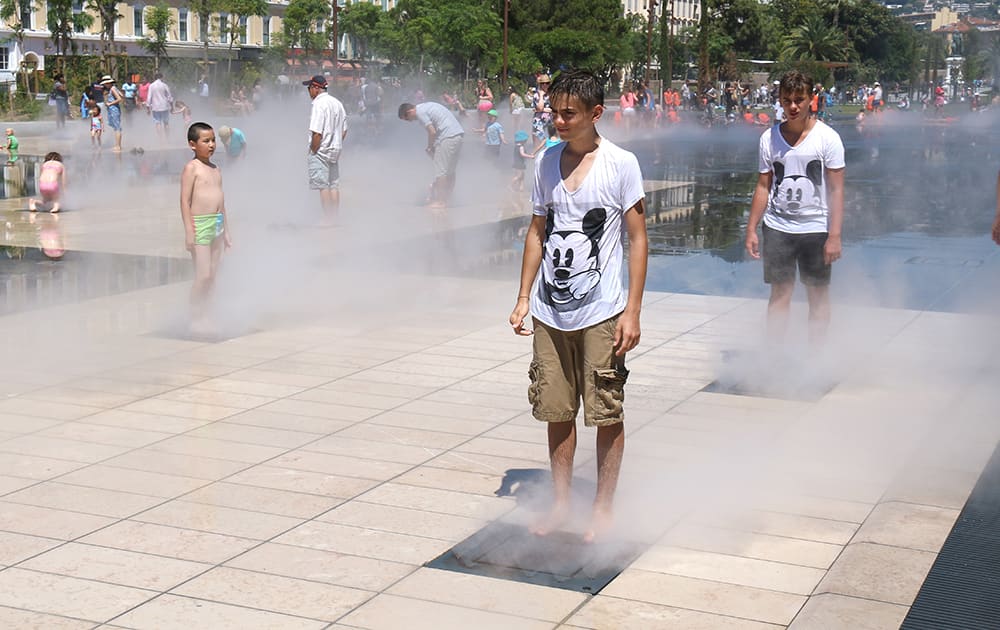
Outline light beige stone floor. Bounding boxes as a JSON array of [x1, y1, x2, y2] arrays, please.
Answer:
[[0, 166, 997, 628]]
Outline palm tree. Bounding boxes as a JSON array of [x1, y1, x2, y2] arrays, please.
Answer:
[[781, 14, 851, 62]]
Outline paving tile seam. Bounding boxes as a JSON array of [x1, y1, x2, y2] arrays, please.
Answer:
[[627, 561, 824, 597], [656, 542, 842, 572], [104, 591, 360, 628], [0, 603, 103, 627], [595, 592, 804, 628], [339, 589, 571, 627]]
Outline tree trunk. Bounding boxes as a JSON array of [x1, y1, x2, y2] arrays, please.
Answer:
[[697, 0, 710, 96]]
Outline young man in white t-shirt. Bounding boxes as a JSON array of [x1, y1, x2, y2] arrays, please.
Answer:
[[304, 75, 348, 224], [509, 70, 648, 543], [745, 71, 845, 345]]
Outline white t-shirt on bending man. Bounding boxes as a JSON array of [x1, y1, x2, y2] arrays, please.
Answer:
[[529, 138, 645, 332], [758, 120, 845, 234], [309, 92, 348, 163]]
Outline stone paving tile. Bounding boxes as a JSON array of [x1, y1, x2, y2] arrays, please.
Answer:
[[63, 376, 180, 398], [336, 423, 472, 450], [339, 593, 555, 630], [0, 474, 36, 494], [366, 410, 497, 437], [225, 465, 379, 499], [102, 450, 250, 480], [318, 378, 438, 399], [0, 501, 116, 539], [118, 398, 243, 422], [171, 566, 373, 623], [270, 450, 414, 481], [224, 542, 415, 592], [815, 542, 936, 606], [274, 521, 452, 565], [602, 568, 806, 626], [632, 546, 826, 595], [34, 422, 173, 449], [393, 465, 509, 497], [251, 359, 360, 380], [256, 399, 380, 422], [154, 388, 276, 410], [144, 435, 287, 464], [19, 386, 140, 409], [19, 542, 210, 591], [423, 450, 546, 477], [454, 436, 550, 463], [567, 595, 783, 629], [883, 465, 980, 510], [290, 388, 411, 411], [182, 422, 320, 449], [661, 523, 842, 570], [132, 500, 302, 540], [0, 412, 65, 434], [318, 501, 485, 542], [0, 567, 155, 623], [0, 398, 103, 421], [187, 377, 308, 398], [0, 531, 63, 565], [0, 453, 86, 480], [223, 368, 336, 388], [76, 409, 210, 434], [853, 501, 960, 553], [0, 435, 130, 463], [111, 594, 327, 629], [388, 567, 586, 622], [698, 510, 860, 546], [788, 593, 908, 630], [4, 482, 165, 519], [304, 435, 442, 465], [55, 465, 208, 498], [80, 520, 259, 564], [0, 606, 96, 629], [181, 482, 342, 519], [358, 482, 513, 520], [223, 408, 353, 434]]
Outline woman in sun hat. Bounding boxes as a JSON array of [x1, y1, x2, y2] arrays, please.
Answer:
[[100, 75, 124, 152], [531, 73, 552, 140]]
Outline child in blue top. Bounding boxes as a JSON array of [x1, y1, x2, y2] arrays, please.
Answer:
[[484, 109, 506, 160], [218, 126, 247, 160], [511, 130, 534, 192]]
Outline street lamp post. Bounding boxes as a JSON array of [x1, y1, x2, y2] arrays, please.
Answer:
[[645, 0, 657, 83], [331, 0, 340, 84], [502, 0, 509, 91]]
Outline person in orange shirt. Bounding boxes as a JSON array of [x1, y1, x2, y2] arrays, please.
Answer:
[[810, 91, 819, 118]]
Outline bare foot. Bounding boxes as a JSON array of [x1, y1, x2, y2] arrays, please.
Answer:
[[582, 505, 614, 544], [28, 201, 37, 212], [49, 204, 60, 214], [530, 502, 570, 537]]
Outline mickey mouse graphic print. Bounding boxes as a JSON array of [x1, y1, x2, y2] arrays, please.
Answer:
[[530, 139, 645, 331], [759, 120, 845, 234]]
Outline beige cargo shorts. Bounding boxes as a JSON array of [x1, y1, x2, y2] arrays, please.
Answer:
[[528, 314, 628, 427]]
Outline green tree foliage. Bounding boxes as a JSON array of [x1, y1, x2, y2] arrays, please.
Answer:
[[47, 0, 93, 56], [781, 15, 852, 62], [0, 0, 32, 49], [140, 3, 174, 70], [280, 0, 330, 63], [339, 0, 383, 60], [188, 0, 223, 62], [223, 0, 267, 71], [85, 0, 122, 62]]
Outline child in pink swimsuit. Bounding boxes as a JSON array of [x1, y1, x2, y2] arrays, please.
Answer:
[[29, 152, 66, 213]]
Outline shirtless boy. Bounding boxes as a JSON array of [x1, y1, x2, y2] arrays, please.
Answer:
[[180, 122, 231, 332]]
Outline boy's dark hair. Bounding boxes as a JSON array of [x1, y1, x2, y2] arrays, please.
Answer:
[[45, 151, 62, 162], [779, 71, 814, 98], [187, 122, 213, 143], [398, 102, 415, 119], [548, 70, 604, 109]]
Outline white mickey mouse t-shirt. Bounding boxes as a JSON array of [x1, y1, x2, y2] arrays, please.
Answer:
[[759, 120, 845, 234], [530, 138, 645, 332]]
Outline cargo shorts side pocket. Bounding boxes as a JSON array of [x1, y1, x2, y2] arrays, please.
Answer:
[[593, 366, 628, 421], [527, 360, 542, 408]]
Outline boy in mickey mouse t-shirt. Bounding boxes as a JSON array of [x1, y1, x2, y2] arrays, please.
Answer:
[[745, 70, 845, 346], [509, 70, 648, 544]]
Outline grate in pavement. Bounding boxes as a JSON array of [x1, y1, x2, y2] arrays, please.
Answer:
[[900, 441, 1000, 630], [425, 521, 645, 594]]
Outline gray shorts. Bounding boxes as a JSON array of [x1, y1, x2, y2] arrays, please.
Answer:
[[433, 134, 463, 179], [308, 153, 340, 190]]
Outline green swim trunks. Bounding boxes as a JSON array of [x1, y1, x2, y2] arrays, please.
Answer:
[[193, 213, 224, 245]]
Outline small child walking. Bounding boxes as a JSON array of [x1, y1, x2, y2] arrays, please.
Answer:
[[218, 126, 247, 160], [29, 152, 67, 213], [5, 128, 18, 163], [180, 122, 231, 334], [484, 109, 506, 161], [90, 107, 103, 147], [511, 130, 534, 192]]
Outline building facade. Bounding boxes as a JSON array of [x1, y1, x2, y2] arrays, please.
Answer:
[[622, 0, 699, 35], [0, 0, 292, 81]]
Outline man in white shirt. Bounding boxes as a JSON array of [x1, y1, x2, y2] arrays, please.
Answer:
[[304, 75, 348, 223], [146, 72, 173, 138]]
